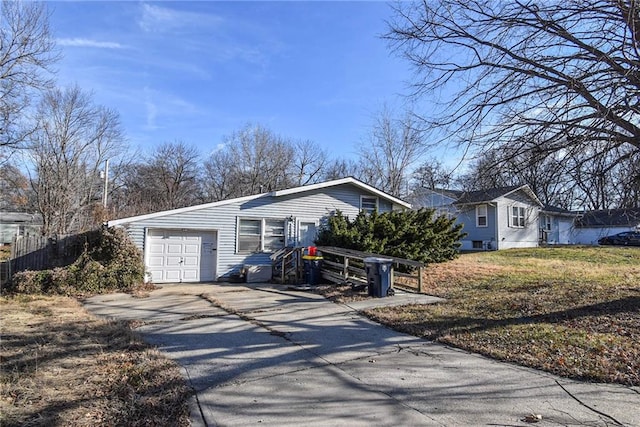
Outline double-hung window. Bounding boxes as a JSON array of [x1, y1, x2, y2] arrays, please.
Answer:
[[511, 206, 526, 228], [263, 219, 285, 252], [237, 218, 286, 253], [476, 204, 488, 227], [360, 196, 378, 215], [238, 219, 261, 253]]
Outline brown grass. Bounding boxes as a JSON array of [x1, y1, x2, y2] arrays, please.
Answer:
[[362, 246, 640, 386], [0, 246, 10, 262], [0, 295, 191, 426], [314, 283, 370, 303]]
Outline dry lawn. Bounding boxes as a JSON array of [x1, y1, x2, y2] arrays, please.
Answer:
[[0, 295, 191, 426], [0, 246, 10, 262], [362, 246, 640, 386]]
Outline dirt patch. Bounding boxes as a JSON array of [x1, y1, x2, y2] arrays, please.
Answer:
[[0, 295, 191, 426], [314, 283, 370, 303]]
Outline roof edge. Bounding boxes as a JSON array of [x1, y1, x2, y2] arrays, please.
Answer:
[[107, 192, 268, 226], [108, 177, 411, 226], [272, 176, 411, 209]]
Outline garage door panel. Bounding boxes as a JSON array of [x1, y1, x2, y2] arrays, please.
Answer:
[[149, 242, 165, 253], [165, 256, 183, 267], [148, 269, 163, 282], [183, 244, 199, 254], [148, 256, 164, 267], [182, 270, 198, 281], [166, 244, 183, 254], [165, 270, 181, 281], [182, 256, 198, 267]]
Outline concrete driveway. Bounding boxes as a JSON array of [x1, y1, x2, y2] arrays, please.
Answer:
[[84, 284, 640, 426]]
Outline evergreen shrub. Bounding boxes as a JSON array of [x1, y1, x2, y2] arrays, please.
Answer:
[[315, 209, 465, 266]]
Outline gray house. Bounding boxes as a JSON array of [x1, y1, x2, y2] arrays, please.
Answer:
[[108, 177, 410, 283], [539, 205, 576, 245], [0, 212, 43, 245], [571, 208, 640, 245], [414, 185, 545, 250]]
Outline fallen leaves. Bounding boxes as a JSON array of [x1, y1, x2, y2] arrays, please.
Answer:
[[362, 247, 640, 386]]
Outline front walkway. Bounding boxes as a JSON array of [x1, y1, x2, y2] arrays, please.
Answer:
[[84, 283, 640, 426]]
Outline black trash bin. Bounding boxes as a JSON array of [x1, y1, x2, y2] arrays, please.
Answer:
[[363, 257, 393, 298], [302, 255, 323, 285]]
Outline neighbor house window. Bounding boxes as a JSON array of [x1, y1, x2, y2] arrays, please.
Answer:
[[476, 204, 488, 227], [472, 240, 483, 249], [511, 206, 526, 228], [237, 218, 286, 253], [361, 196, 378, 215]]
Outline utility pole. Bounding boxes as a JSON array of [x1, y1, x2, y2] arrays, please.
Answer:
[[102, 159, 109, 208]]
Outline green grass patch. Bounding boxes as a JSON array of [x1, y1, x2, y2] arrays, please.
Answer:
[[365, 246, 640, 385]]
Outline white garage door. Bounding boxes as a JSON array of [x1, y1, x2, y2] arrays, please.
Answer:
[[146, 229, 217, 283]]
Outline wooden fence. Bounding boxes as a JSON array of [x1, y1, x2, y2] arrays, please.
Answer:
[[0, 261, 9, 287], [7, 231, 98, 278], [316, 246, 426, 293]]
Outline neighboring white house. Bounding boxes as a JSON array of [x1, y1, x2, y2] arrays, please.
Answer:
[[108, 177, 410, 283], [413, 185, 581, 250], [571, 208, 640, 245], [539, 205, 576, 245], [413, 185, 546, 250]]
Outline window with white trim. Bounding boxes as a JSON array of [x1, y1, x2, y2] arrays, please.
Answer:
[[237, 218, 286, 253], [511, 206, 526, 228], [360, 196, 378, 215], [476, 204, 488, 227], [263, 219, 285, 251], [238, 219, 261, 253]]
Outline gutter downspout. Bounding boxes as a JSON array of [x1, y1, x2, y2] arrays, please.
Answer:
[[493, 202, 500, 250]]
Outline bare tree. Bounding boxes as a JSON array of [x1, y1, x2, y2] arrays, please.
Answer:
[[118, 141, 201, 215], [387, 1, 640, 183], [1, 0, 58, 151], [202, 124, 296, 201], [290, 139, 328, 186], [567, 144, 640, 209], [0, 161, 33, 211], [201, 148, 239, 202], [411, 157, 452, 190], [28, 85, 126, 236], [461, 149, 578, 207], [358, 105, 427, 197], [321, 157, 361, 181]]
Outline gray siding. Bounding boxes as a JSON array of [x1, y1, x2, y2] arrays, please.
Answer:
[[119, 183, 396, 279], [495, 192, 540, 249], [455, 204, 497, 250], [571, 226, 633, 245]]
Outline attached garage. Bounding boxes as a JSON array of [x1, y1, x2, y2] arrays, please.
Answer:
[[145, 229, 217, 283], [108, 177, 412, 282]]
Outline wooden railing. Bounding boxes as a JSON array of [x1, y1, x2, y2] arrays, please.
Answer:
[[315, 246, 426, 293], [270, 246, 305, 284]]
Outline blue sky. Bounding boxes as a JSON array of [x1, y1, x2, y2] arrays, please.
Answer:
[[49, 1, 425, 160]]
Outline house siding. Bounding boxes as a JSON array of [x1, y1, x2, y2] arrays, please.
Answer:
[[455, 189, 541, 251], [540, 214, 574, 245], [119, 183, 397, 279], [456, 204, 497, 250], [571, 226, 636, 245], [495, 193, 540, 249]]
